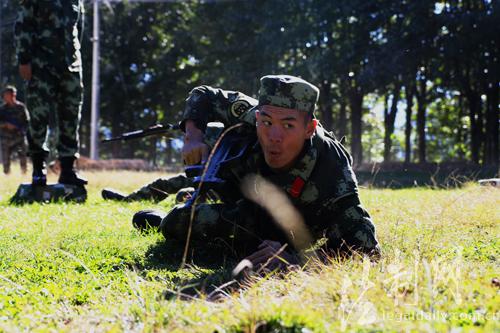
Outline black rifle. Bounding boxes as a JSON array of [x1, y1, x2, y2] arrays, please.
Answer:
[[102, 122, 255, 207], [101, 123, 179, 143]]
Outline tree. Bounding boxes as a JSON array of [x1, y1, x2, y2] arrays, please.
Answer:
[[80, 1, 198, 161]]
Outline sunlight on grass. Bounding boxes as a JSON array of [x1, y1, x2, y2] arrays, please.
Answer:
[[0, 166, 498, 331]]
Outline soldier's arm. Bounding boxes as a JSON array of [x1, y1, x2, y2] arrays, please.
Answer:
[[180, 85, 257, 132], [15, 0, 37, 65], [21, 104, 30, 128], [321, 194, 381, 259], [181, 86, 257, 164]]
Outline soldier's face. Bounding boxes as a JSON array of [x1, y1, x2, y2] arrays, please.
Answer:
[[256, 105, 317, 172], [3, 92, 14, 105]]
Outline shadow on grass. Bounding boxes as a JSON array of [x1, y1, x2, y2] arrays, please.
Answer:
[[138, 239, 240, 299], [232, 319, 313, 333]]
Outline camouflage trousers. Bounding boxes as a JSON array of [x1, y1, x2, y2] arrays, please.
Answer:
[[155, 200, 287, 255], [26, 68, 83, 158], [1, 135, 28, 174], [126, 174, 193, 202]]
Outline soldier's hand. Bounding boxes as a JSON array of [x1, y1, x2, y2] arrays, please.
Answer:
[[182, 141, 209, 165], [0, 123, 17, 131], [244, 240, 296, 272], [6, 123, 17, 130], [182, 120, 209, 165], [19, 64, 32, 81]]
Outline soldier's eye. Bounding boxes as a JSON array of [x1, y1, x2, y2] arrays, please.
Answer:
[[262, 120, 272, 126], [284, 123, 294, 129]]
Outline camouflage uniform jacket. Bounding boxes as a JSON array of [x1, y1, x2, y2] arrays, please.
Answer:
[[182, 86, 380, 256], [0, 102, 29, 138], [15, 0, 84, 72]]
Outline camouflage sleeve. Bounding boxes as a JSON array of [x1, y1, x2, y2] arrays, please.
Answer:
[[180, 85, 258, 132], [15, 0, 36, 65], [321, 194, 381, 258]]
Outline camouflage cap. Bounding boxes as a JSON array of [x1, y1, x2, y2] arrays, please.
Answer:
[[257, 75, 319, 115]]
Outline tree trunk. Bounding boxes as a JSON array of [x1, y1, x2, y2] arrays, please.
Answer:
[[404, 84, 414, 164], [337, 81, 348, 140], [458, 59, 484, 164], [383, 84, 401, 163], [349, 87, 363, 165], [383, 94, 390, 161], [484, 83, 499, 166], [319, 80, 333, 131], [111, 106, 122, 158], [337, 99, 347, 140], [415, 77, 427, 163], [466, 90, 482, 163], [164, 139, 173, 166], [456, 94, 465, 161], [151, 138, 157, 167]]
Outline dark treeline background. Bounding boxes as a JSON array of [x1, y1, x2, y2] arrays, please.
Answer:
[[0, 0, 498, 169]]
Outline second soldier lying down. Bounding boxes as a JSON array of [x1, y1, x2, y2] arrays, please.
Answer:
[[101, 124, 224, 203]]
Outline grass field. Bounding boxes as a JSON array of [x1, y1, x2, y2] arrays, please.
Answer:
[[0, 167, 499, 332]]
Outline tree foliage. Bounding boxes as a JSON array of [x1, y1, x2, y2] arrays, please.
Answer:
[[0, 0, 498, 167]]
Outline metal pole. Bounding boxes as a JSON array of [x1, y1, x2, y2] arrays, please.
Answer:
[[0, 1, 3, 166], [90, 0, 100, 160], [0, 0, 3, 87]]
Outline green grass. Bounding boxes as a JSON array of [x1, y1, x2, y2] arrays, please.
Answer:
[[0, 166, 499, 332]]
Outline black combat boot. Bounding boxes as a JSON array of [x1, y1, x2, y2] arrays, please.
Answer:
[[132, 210, 166, 231], [58, 156, 88, 186], [101, 188, 127, 201], [31, 153, 47, 186]]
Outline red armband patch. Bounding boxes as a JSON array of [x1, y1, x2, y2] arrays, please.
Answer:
[[289, 177, 305, 198]]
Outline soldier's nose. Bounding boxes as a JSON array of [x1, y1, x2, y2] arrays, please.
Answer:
[[268, 126, 283, 143]]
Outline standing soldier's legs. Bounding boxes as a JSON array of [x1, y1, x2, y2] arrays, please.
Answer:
[[56, 70, 86, 186], [3, 137, 27, 174], [18, 137, 28, 174], [27, 74, 53, 156], [127, 174, 193, 202], [56, 70, 82, 158], [102, 174, 193, 202], [1, 140, 11, 174], [26, 71, 54, 185]]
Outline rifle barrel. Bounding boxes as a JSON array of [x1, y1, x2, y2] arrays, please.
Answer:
[[101, 124, 180, 143]]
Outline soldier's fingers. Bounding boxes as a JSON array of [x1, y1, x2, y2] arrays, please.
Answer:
[[260, 240, 281, 250], [245, 247, 272, 262], [181, 148, 189, 163], [245, 248, 268, 261], [201, 144, 209, 163], [250, 253, 274, 266], [264, 259, 282, 271], [256, 255, 286, 271], [248, 247, 285, 266], [183, 147, 200, 165], [183, 153, 192, 165], [257, 241, 268, 249], [193, 150, 203, 165]]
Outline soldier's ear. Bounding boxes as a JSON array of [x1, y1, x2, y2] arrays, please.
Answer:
[[305, 118, 317, 138]]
